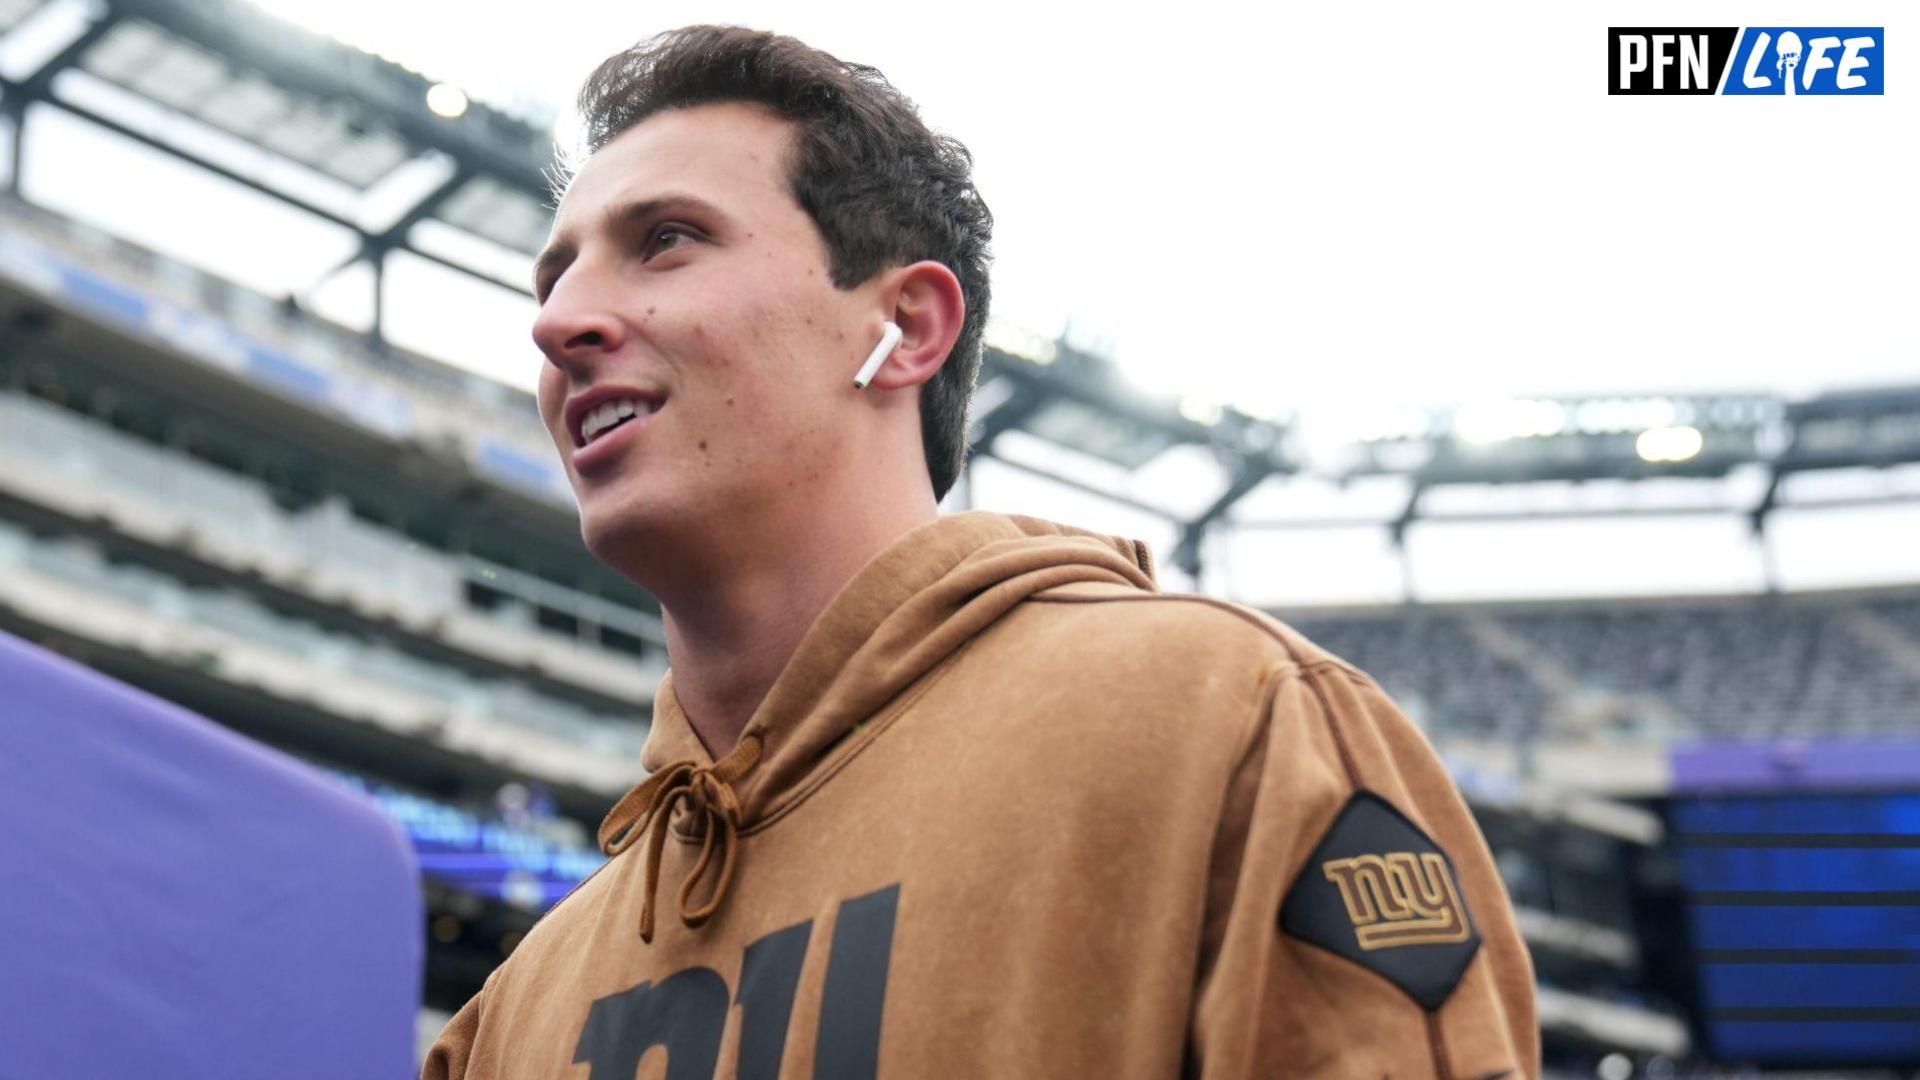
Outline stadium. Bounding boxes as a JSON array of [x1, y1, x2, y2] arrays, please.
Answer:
[[1, 1, 1915, 1077]]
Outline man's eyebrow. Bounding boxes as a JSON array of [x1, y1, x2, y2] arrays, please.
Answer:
[[533, 194, 725, 294]]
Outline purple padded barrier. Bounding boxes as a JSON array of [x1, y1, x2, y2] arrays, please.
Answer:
[[1669, 738, 1920, 794], [0, 630, 421, 1079]]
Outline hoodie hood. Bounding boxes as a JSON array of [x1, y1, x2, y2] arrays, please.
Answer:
[[598, 512, 1156, 940], [638, 511, 1157, 821]]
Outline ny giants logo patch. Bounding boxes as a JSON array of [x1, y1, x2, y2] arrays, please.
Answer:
[[1279, 792, 1480, 1010]]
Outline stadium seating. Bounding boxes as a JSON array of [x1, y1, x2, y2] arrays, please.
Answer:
[[1289, 596, 1920, 742], [1283, 609, 1551, 740], [0, 516, 648, 791], [0, 389, 661, 686]]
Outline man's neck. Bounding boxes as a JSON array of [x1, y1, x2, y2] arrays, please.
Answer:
[[657, 495, 938, 758]]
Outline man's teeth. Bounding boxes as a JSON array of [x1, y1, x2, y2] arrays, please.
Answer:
[[580, 398, 660, 444]]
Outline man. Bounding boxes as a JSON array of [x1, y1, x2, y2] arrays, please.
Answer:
[[425, 25, 1536, 1079]]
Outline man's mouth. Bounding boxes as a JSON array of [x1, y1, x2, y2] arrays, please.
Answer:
[[575, 397, 665, 448]]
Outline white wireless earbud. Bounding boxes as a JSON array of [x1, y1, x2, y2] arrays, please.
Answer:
[[852, 322, 903, 389]]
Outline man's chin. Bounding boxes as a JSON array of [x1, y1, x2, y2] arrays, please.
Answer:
[[579, 500, 659, 564], [577, 496, 704, 580]]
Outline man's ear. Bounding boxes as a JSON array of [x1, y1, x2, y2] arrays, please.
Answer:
[[865, 260, 966, 391]]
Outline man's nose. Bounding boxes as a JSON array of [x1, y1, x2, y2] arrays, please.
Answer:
[[531, 274, 627, 370]]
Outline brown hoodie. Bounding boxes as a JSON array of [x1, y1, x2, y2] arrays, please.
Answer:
[[424, 512, 1537, 1079]]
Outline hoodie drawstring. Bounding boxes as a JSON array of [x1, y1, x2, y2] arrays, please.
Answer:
[[598, 734, 763, 943]]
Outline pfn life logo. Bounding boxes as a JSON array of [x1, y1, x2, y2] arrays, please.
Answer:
[[1609, 27, 1884, 95]]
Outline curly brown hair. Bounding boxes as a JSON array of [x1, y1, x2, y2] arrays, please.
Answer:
[[569, 25, 994, 501]]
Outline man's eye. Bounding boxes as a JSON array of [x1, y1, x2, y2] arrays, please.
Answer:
[[645, 224, 699, 260]]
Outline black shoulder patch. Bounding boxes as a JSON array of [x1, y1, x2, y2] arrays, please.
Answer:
[[1278, 791, 1480, 1010]]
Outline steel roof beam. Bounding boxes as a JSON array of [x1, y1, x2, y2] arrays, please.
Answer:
[[972, 448, 1185, 523], [108, 0, 552, 198], [20, 91, 532, 298], [1171, 460, 1279, 577]]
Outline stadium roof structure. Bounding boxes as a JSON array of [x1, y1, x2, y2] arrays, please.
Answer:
[[3, 0, 1916, 582], [0, 0, 556, 309], [969, 353, 1920, 578]]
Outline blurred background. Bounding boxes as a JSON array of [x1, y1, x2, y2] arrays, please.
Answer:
[[0, 0, 1915, 1076]]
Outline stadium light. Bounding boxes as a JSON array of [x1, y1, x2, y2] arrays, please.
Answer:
[[1635, 425, 1704, 463], [426, 82, 469, 119], [1178, 397, 1224, 427]]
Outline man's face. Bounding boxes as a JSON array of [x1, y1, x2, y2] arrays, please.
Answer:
[[532, 103, 876, 570]]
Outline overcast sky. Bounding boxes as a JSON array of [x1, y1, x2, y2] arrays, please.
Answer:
[[12, 0, 1917, 601]]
